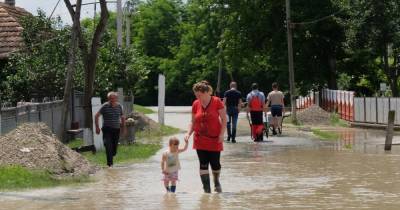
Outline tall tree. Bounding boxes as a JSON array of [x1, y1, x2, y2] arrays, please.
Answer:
[[64, 0, 109, 129], [132, 0, 183, 105], [61, 0, 82, 142], [350, 0, 400, 96]]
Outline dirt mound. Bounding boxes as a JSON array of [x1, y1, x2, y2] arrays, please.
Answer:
[[0, 123, 96, 177], [297, 105, 332, 125], [127, 111, 160, 131]]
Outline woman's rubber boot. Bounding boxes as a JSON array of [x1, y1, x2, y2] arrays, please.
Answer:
[[200, 174, 211, 193], [213, 171, 222, 193]]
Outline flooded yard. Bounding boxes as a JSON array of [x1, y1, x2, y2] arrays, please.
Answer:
[[1, 111, 400, 210]]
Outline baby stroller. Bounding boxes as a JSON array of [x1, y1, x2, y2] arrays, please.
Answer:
[[264, 112, 283, 138]]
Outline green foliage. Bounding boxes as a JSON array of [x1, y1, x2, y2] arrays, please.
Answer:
[[1, 10, 71, 103], [0, 165, 89, 190], [3, 0, 400, 106], [346, 0, 400, 96], [329, 112, 349, 127], [67, 139, 161, 165]]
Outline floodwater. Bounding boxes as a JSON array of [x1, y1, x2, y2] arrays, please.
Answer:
[[1, 111, 400, 210]]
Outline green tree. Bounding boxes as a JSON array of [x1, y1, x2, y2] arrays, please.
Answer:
[[1, 11, 70, 104], [349, 0, 400, 96], [132, 0, 184, 105]]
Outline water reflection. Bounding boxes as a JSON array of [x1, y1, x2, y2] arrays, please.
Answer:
[[1, 128, 400, 209], [162, 194, 180, 210], [198, 194, 221, 210]]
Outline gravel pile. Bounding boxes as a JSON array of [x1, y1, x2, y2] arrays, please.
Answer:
[[127, 111, 160, 131], [0, 123, 97, 177], [297, 105, 332, 125]]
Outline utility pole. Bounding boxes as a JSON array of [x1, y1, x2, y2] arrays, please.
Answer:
[[286, 0, 297, 122], [216, 45, 223, 97], [125, 1, 134, 48], [125, 9, 131, 48], [117, 0, 123, 47]]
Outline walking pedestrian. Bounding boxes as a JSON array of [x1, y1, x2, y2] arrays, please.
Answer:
[[161, 136, 189, 193], [266, 82, 285, 135], [185, 81, 227, 193], [95, 91, 126, 167], [246, 83, 266, 142], [223, 81, 242, 143]]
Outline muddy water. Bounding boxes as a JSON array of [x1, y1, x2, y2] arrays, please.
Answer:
[[1, 113, 400, 209]]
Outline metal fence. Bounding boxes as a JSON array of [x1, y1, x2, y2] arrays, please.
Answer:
[[297, 88, 400, 126], [354, 97, 400, 125], [0, 100, 65, 138], [1, 91, 135, 139]]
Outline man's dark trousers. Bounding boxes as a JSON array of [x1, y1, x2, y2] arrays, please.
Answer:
[[102, 127, 120, 166], [227, 106, 239, 142]]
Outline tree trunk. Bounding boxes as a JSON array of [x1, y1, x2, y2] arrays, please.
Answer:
[[328, 55, 338, 90], [61, 0, 82, 142], [64, 0, 109, 131]]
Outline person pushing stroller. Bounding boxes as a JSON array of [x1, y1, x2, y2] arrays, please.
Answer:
[[246, 83, 266, 142]]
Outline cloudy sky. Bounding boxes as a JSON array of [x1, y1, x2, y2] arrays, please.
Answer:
[[12, 0, 126, 25]]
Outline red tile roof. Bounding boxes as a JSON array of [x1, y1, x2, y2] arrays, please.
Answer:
[[0, 3, 30, 59]]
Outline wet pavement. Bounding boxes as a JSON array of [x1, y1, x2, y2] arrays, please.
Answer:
[[1, 107, 400, 209]]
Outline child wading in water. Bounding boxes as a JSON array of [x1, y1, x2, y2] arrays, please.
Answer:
[[161, 137, 189, 193]]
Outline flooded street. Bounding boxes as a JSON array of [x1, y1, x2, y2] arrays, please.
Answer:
[[1, 108, 400, 209]]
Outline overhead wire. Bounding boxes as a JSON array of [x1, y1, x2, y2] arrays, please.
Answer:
[[48, 0, 62, 20], [291, 7, 347, 26]]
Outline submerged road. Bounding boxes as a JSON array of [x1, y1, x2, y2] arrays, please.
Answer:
[[1, 107, 400, 209]]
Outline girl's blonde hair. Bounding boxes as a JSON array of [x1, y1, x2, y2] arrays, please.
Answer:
[[169, 137, 180, 146]]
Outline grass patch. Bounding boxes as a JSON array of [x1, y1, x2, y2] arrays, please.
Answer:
[[0, 165, 89, 190], [311, 129, 339, 140], [67, 139, 162, 166], [283, 116, 302, 126], [330, 113, 349, 127], [133, 104, 155, 114], [67, 124, 180, 166]]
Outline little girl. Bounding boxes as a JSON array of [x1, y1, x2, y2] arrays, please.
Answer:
[[161, 137, 188, 193]]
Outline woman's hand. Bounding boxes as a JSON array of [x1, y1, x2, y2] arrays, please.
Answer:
[[218, 134, 224, 143], [184, 133, 191, 142]]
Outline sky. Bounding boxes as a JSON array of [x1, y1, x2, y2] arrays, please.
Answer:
[[10, 0, 126, 25]]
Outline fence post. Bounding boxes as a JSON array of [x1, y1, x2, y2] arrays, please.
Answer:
[[0, 107, 2, 136], [384, 110, 395, 151], [51, 103, 54, 133], [376, 97, 378, 124]]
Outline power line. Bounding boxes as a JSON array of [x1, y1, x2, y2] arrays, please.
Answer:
[[49, 0, 62, 19], [292, 7, 347, 26]]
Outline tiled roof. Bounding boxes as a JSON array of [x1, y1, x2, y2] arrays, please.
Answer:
[[0, 3, 30, 59]]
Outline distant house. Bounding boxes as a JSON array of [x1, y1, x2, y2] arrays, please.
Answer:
[[0, 1, 30, 60]]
